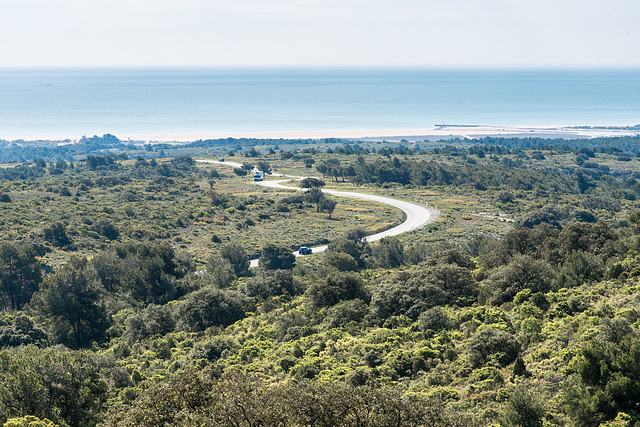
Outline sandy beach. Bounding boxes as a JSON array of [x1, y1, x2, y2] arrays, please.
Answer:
[[124, 125, 640, 143]]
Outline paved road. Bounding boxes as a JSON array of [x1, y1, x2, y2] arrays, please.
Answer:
[[197, 160, 438, 267]]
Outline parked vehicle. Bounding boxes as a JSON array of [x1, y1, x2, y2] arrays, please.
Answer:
[[219, 157, 224, 162], [253, 169, 264, 181], [298, 246, 312, 255]]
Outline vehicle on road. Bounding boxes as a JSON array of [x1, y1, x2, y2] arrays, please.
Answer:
[[219, 158, 224, 162], [298, 246, 312, 255], [253, 169, 264, 181]]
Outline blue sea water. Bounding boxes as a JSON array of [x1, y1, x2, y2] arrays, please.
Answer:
[[0, 68, 639, 140]]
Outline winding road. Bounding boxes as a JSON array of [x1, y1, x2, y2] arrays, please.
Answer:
[[197, 160, 438, 267]]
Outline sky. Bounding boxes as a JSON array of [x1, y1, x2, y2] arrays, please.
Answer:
[[1, 0, 639, 68]]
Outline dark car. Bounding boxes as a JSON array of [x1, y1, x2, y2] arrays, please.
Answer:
[[298, 246, 312, 255]]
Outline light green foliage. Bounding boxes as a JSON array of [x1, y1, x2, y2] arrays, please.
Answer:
[[3, 416, 59, 427]]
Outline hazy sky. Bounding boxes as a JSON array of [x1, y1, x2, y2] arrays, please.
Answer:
[[1, 0, 639, 68]]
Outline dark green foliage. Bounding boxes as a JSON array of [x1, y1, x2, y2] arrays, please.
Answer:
[[564, 333, 640, 423], [573, 169, 596, 193], [558, 251, 605, 288], [576, 147, 596, 157], [0, 346, 112, 427], [468, 326, 519, 368], [558, 221, 619, 260], [256, 161, 271, 173], [582, 195, 620, 212], [189, 336, 235, 362], [0, 242, 43, 311], [110, 243, 193, 303], [89, 218, 119, 240], [494, 191, 516, 204], [322, 299, 369, 330], [204, 256, 237, 288], [244, 147, 260, 157], [233, 168, 248, 176], [0, 314, 48, 348], [367, 236, 404, 268], [299, 177, 325, 189], [488, 255, 556, 303], [85, 152, 120, 171], [327, 238, 366, 268], [343, 226, 368, 244], [325, 252, 360, 271], [318, 195, 338, 218], [4, 139, 640, 424], [240, 269, 304, 299], [259, 243, 296, 270], [370, 271, 444, 320], [306, 272, 368, 310], [304, 188, 325, 212], [370, 262, 476, 320], [169, 155, 195, 170], [219, 243, 250, 277], [273, 310, 313, 341], [520, 210, 560, 229], [418, 307, 453, 334], [43, 222, 72, 248], [479, 226, 560, 268], [512, 357, 529, 378], [124, 304, 175, 342], [33, 257, 107, 349], [572, 209, 597, 223], [91, 249, 122, 293], [316, 154, 574, 193], [500, 386, 545, 427], [174, 286, 253, 331], [424, 248, 476, 270]]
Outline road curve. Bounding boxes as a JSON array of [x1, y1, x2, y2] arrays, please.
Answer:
[[197, 160, 438, 267]]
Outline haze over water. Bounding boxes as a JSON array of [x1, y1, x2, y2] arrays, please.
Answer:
[[1, 69, 639, 141]]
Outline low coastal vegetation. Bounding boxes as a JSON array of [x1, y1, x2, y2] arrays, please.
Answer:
[[2, 134, 640, 426]]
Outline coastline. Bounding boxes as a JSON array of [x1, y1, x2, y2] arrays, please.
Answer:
[[123, 125, 640, 143]]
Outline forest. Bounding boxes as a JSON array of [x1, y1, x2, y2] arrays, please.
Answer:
[[1, 135, 640, 426]]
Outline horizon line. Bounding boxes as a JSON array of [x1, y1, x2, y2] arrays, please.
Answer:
[[1, 65, 640, 72]]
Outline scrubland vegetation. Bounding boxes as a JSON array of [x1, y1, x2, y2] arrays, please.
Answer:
[[2, 135, 640, 426]]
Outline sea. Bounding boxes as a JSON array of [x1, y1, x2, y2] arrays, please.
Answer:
[[0, 68, 639, 141]]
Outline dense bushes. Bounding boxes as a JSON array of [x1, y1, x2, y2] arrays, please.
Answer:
[[174, 287, 253, 332], [0, 346, 117, 427], [370, 262, 476, 321], [102, 371, 476, 427]]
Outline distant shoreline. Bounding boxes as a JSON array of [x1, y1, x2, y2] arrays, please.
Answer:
[[4, 124, 639, 145], [122, 125, 640, 143]]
